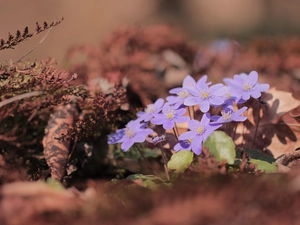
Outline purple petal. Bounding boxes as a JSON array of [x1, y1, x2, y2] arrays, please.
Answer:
[[179, 131, 195, 140], [176, 108, 186, 116], [235, 106, 248, 116], [121, 139, 134, 152], [191, 136, 203, 155], [223, 78, 234, 86], [188, 119, 200, 130], [169, 87, 182, 94], [213, 86, 228, 96], [151, 115, 165, 125], [196, 82, 209, 91], [201, 113, 211, 125], [166, 96, 179, 104], [196, 75, 208, 86], [209, 83, 224, 93], [209, 96, 225, 106], [233, 116, 247, 122], [163, 120, 175, 130], [255, 83, 270, 92], [183, 75, 196, 87], [210, 115, 221, 121], [133, 135, 147, 143], [184, 87, 199, 96], [184, 97, 200, 106], [154, 98, 164, 109], [250, 90, 261, 99], [175, 116, 190, 123], [241, 92, 251, 100], [199, 100, 210, 112], [248, 71, 258, 86]]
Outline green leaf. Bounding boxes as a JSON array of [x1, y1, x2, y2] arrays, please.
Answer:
[[126, 174, 169, 190], [45, 178, 64, 191], [236, 148, 276, 164], [167, 150, 194, 174], [203, 131, 236, 164], [250, 159, 277, 172]]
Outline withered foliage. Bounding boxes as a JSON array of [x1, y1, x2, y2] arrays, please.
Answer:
[[0, 56, 84, 180], [67, 25, 197, 106], [0, 18, 64, 51], [193, 37, 300, 98]]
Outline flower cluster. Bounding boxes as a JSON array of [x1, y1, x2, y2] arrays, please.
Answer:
[[108, 71, 269, 154]]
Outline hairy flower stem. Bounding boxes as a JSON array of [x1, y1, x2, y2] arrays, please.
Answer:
[[251, 102, 261, 149], [134, 144, 157, 176], [231, 123, 238, 140], [173, 127, 179, 140], [159, 143, 170, 181], [187, 106, 193, 119], [225, 123, 229, 135]]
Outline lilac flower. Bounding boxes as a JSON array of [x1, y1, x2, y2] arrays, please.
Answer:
[[166, 88, 190, 109], [151, 104, 190, 130], [224, 71, 269, 102], [174, 139, 192, 152], [210, 106, 248, 124], [178, 113, 221, 155], [137, 98, 164, 122], [112, 120, 154, 152], [184, 82, 227, 113], [166, 75, 209, 109]]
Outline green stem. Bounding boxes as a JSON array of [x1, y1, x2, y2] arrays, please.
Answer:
[[251, 102, 261, 150], [159, 143, 170, 181]]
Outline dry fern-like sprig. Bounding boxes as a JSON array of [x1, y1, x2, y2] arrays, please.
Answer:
[[0, 17, 64, 51]]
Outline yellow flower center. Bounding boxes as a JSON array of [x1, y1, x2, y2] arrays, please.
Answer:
[[178, 90, 188, 99], [145, 105, 155, 114], [221, 110, 232, 120], [226, 92, 231, 99], [196, 126, 204, 134], [166, 112, 175, 119], [201, 91, 210, 99], [125, 128, 135, 138], [243, 84, 251, 91]]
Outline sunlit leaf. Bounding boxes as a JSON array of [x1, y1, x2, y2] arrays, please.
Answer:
[[167, 150, 194, 174], [250, 159, 277, 172], [203, 131, 236, 164], [126, 174, 169, 190]]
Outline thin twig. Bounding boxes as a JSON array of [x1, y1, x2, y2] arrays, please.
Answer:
[[134, 144, 157, 176], [14, 28, 52, 63]]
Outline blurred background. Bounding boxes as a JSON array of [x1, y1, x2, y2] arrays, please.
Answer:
[[1, 0, 300, 67]]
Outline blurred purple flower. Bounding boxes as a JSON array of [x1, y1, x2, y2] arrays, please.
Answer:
[[224, 71, 269, 102], [182, 75, 197, 87], [137, 98, 164, 122], [210, 106, 248, 124], [151, 104, 190, 130], [111, 120, 154, 152], [178, 113, 221, 155], [107, 128, 125, 144]]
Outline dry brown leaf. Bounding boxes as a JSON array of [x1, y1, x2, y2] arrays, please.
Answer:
[[42, 100, 80, 180], [236, 89, 300, 158], [261, 87, 300, 116]]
